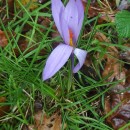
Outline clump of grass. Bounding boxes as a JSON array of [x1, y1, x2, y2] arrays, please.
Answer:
[[0, 0, 129, 130]]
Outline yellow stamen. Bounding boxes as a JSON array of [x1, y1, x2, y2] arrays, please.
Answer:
[[69, 38, 73, 46]]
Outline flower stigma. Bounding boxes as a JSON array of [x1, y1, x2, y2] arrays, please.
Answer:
[[69, 29, 74, 47]]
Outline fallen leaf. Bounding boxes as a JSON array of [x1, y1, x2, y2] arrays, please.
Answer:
[[0, 97, 10, 117], [120, 44, 130, 62], [28, 125, 35, 130], [102, 47, 126, 84], [0, 30, 8, 47], [14, 33, 47, 57], [35, 111, 61, 130], [105, 91, 130, 130], [104, 64, 130, 130], [15, 0, 38, 10], [1, 0, 14, 14], [95, 32, 127, 130], [95, 32, 110, 42], [82, 0, 116, 23], [94, 32, 125, 83], [27, 111, 65, 130], [102, 58, 125, 83], [82, 1, 101, 18]]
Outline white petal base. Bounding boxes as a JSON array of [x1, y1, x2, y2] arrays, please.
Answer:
[[73, 48, 87, 73]]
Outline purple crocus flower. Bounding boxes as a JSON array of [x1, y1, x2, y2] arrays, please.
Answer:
[[43, 0, 87, 80]]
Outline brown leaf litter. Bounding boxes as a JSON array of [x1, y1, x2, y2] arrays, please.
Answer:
[[27, 111, 66, 130], [0, 97, 10, 117], [0, 30, 8, 47]]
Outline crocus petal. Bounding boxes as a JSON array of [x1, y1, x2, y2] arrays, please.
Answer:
[[43, 44, 73, 80], [73, 48, 87, 73], [60, 12, 70, 45], [76, 0, 84, 22], [51, 0, 64, 37], [75, 0, 84, 40], [64, 0, 78, 41]]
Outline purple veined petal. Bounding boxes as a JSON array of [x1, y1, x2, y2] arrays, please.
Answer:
[[43, 43, 73, 80], [75, 17, 84, 41], [60, 12, 70, 45], [64, 0, 79, 41], [76, 0, 84, 22], [51, 0, 64, 37], [75, 0, 84, 41], [73, 48, 87, 73]]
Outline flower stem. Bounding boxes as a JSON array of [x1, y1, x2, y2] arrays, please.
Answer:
[[67, 53, 74, 92]]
